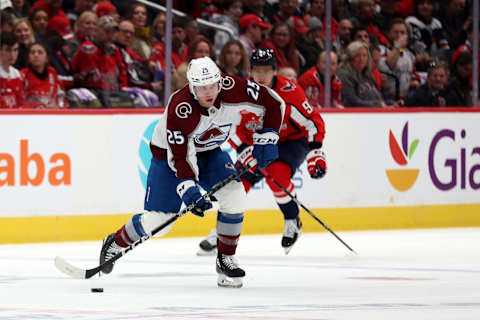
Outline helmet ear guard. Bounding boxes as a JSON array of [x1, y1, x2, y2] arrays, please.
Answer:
[[187, 57, 222, 100]]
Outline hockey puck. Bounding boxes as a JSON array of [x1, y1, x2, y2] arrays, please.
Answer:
[[91, 288, 104, 293]]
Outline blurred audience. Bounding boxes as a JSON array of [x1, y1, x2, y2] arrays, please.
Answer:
[[239, 13, 271, 58], [21, 42, 66, 108], [337, 41, 386, 107], [12, 18, 35, 69], [262, 22, 300, 74], [217, 39, 249, 78], [298, 50, 343, 108], [71, 15, 127, 91], [211, 0, 243, 57], [128, 2, 151, 59]]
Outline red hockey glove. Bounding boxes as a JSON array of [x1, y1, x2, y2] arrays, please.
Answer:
[[306, 149, 326, 179]]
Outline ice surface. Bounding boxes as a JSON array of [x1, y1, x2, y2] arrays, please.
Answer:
[[1, 228, 480, 319]]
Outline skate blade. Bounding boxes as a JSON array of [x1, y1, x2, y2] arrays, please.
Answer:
[[283, 246, 293, 255], [196, 247, 217, 256], [217, 274, 243, 288]]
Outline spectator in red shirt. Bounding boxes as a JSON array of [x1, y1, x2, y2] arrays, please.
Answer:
[[298, 50, 343, 108], [71, 15, 127, 91], [31, 0, 68, 21], [0, 32, 28, 109], [21, 42, 67, 108], [262, 22, 300, 74]]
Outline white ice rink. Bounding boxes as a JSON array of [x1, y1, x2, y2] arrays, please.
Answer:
[[1, 227, 480, 320]]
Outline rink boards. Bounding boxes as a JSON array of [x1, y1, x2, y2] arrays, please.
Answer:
[[0, 108, 479, 243]]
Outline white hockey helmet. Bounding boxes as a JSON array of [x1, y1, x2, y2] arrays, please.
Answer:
[[187, 56, 222, 99]]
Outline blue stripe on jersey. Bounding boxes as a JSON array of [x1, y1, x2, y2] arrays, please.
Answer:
[[132, 214, 146, 237]]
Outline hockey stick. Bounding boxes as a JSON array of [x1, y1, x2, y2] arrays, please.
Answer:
[[257, 167, 357, 254], [55, 165, 249, 279]]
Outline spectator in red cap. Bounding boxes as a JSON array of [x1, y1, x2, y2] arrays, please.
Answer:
[[96, 1, 119, 21], [71, 15, 127, 91], [262, 22, 300, 74], [47, 15, 75, 40], [31, 0, 68, 21], [66, 0, 95, 26], [238, 13, 271, 58]]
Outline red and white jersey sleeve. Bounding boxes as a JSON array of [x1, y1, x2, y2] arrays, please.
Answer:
[[230, 75, 325, 149], [151, 74, 285, 180]]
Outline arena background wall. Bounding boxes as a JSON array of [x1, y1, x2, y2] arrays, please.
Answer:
[[0, 108, 479, 244]]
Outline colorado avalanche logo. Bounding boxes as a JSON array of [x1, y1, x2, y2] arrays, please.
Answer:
[[175, 102, 192, 119], [222, 76, 235, 90], [194, 123, 232, 148]]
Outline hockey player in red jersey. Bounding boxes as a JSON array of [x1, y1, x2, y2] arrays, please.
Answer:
[[99, 56, 285, 288], [199, 48, 327, 255]]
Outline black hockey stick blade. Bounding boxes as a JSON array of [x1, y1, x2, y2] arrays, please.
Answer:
[[54, 165, 248, 279]]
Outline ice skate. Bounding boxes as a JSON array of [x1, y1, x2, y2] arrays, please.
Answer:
[[197, 229, 218, 256], [216, 253, 245, 288], [99, 233, 122, 274], [281, 216, 302, 254]]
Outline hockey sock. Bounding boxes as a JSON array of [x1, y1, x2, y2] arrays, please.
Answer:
[[216, 211, 244, 255], [278, 199, 299, 220], [115, 214, 146, 247]]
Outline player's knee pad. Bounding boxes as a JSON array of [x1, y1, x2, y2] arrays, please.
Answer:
[[214, 180, 246, 214], [140, 211, 176, 237], [265, 163, 295, 204]]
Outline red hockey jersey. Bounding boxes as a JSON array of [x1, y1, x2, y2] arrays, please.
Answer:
[[21, 66, 67, 108], [298, 65, 343, 108], [150, 74, 285, 180], [0, 65, 28, 109], [230, 75, 325, 150], [71, 41, 127, 91]]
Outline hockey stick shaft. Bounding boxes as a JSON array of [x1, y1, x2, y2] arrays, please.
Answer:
[[257, 168, 357, 254], [57, 165, 248, 279]]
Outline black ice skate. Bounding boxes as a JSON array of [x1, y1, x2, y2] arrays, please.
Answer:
[[281, 216, 302, 254], [216, 253, 245, 288], [99, 233, 122, 274], [197, 229, 218, 256]]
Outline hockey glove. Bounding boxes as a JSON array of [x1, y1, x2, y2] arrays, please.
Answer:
[[176, 179, 212, 217], [235, 144, 257, 172], [252, 129, 279, 169], [306, 148, 326, 179]]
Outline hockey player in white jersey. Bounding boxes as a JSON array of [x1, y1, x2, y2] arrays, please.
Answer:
[[99, 56, 285, 288]]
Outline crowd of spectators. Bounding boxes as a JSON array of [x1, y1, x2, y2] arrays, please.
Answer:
[[0, 0, 478, 109]]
